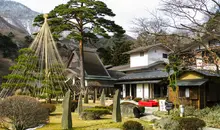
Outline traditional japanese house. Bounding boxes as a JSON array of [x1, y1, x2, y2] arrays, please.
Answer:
[[67, 47, 120, 96], [109, 43, 173, 99], [168, 68, 220, 109]]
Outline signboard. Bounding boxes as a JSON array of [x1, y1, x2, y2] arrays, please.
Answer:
[[159, 100, 166, 111]]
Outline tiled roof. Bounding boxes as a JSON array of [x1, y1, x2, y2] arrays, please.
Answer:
[[177, 79, 208, 86], [107, 70, 126, 79], [188, 68, 220, 77], [109, 64, 130, 71], [119, 70, 173, 81]]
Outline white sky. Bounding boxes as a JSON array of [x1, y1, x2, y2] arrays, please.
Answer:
[[13, 0, 160, 37]]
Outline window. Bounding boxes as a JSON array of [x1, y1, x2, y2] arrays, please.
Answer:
[[179, 88, 185, 97], [185, 88, 190, 98], [179, 87, 190, 98], [140, 52, 144, 57], [162, 53, 168, 58]]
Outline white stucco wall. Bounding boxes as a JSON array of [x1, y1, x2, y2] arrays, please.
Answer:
[[136, 84, 150, 99], [136, 84, 143, 98], [130, 52, 148, 68], [148, 47, 169, 64], [144, 84, 149, 99]]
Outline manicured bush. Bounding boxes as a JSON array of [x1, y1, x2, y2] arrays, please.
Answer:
[[95, 106, 113, 111], [80, 108, 110, 120], [123, 120, 143, 130], [155, 117, 206, 130], [71, 100, 78, 112], [133, 97, 142, 102], [154, 117, 180, 130], [178, 117, 206, 130], [138, 106, 145, 113], [0, 96, 49, 130], [42, 103, 56, 114]]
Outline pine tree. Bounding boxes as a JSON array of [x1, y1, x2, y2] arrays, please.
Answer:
[[2, 48, 38, 96], [34, 0, 125, 90]]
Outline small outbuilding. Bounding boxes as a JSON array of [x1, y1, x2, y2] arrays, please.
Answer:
[[168, 68, 220, 109]]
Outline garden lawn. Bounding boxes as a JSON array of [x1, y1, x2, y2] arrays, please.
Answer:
[[38, 103, 153, 130]]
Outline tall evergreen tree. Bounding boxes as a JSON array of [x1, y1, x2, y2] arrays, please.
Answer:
[[34, 0, 125, 89], [111, 35, 132, 66]]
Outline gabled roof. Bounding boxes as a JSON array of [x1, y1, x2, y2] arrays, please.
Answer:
[[124, 43, 173, 54], [107, 70, 126, 79], [109, 64, 130, 71], [109, 61, 167, 72], [119, 70, 174, 81], [67, 47, 114, 81], [186, 68, 220, 77]]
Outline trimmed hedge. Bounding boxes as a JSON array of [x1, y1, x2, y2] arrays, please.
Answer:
[[41, 103, 56, 114], [94, 106, 113, 111], [155, 117, 206, 130], [178, 117, 206, 130], [80, 107, 111, 120], [123, 120, 144, 130]]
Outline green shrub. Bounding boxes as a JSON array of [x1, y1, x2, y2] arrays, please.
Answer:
[[42, 103, 56, 113], [153, 111, 169, 118], [201, 107, 220, 128], [184, 106, 196, 116], [95, 106, 113, 111], [0, 96, 49, 130], [80, 108, 110, 120], [178, 117, 206, 130], [133, 97, 142, 102], [138, 106, 145, 113], [123, 120, 143, 130], [155, 117, 206, 130], [170, 108, 180, 117], [154, 117, 180, 130]]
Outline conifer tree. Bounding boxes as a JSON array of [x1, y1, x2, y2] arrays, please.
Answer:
[[2, 48, 38, 96], [34, 0, 125, 89]]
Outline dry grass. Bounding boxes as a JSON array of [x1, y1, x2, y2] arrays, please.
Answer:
[[38, 101, 153, 130], [0, 100, 153, 130]]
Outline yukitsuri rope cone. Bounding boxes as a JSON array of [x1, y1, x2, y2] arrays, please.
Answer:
[[0, 14, 78, 98]]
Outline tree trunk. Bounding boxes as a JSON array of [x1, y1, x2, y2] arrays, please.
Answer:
[[79, 39, 85, 89]]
